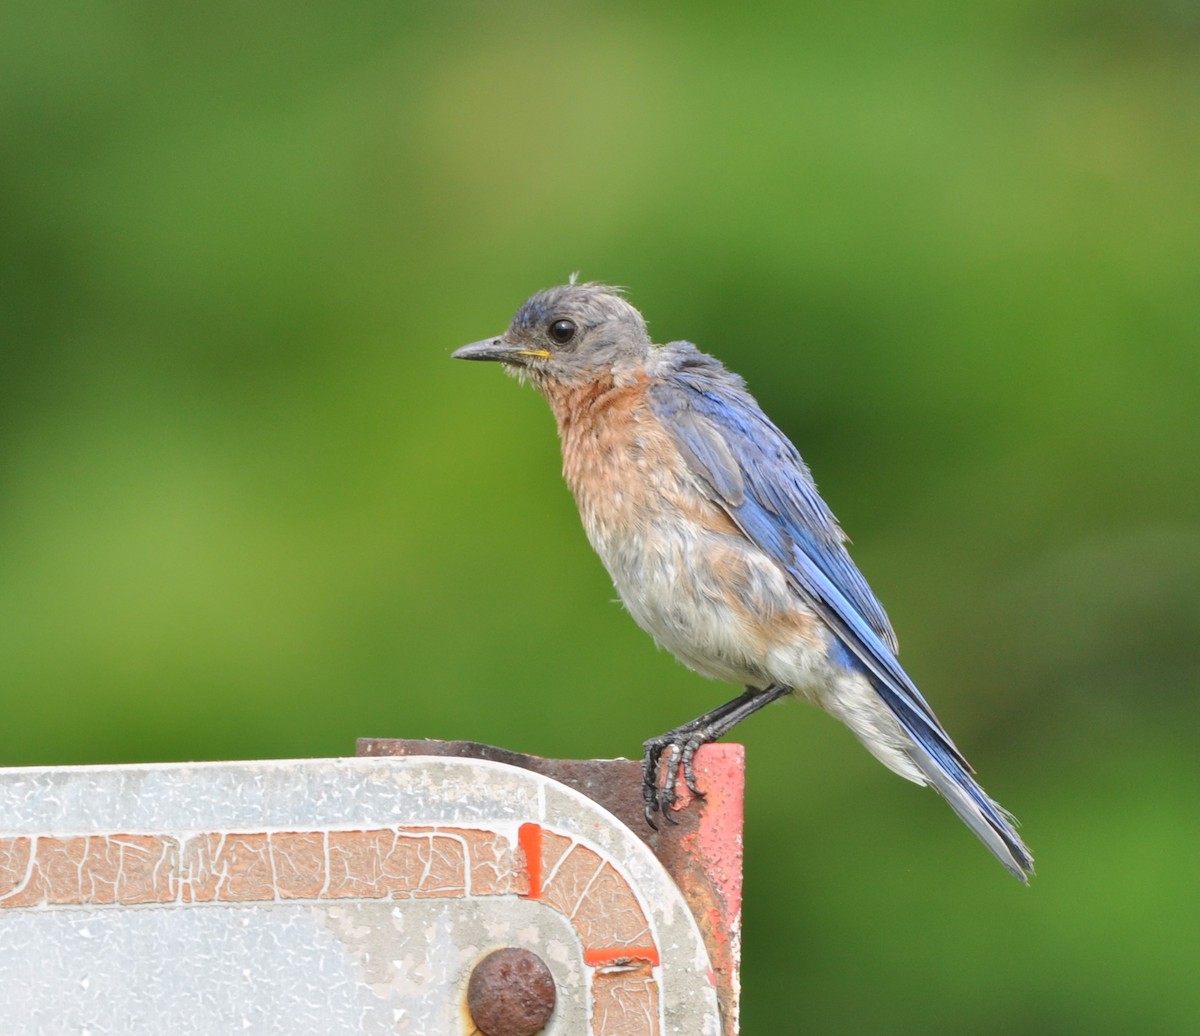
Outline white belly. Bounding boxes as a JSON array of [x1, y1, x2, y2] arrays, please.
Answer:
[[587, 510, 828, 691]]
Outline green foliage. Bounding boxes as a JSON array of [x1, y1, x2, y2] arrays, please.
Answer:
[[2, 2, 1198, 1031]]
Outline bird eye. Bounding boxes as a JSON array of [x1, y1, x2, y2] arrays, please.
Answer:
[[548, 318, 577, 345]]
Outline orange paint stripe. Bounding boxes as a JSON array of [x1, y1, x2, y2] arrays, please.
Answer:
[[583, 945, 661, 968], [518, 822, 542, 899]]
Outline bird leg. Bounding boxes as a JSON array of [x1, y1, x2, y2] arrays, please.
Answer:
[[642, 684, 790, 827]]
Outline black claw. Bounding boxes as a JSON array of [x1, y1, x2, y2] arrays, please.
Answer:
[[641, 739, 665, 827], [658, 744, 681, 819], [641, 736, 680, 826], [680, 738, 705, 798]]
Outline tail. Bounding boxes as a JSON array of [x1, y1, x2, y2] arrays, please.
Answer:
[[852, 666, 1035, 882], [821, 661, 1034, 880], [908, 735, 1034, 882]]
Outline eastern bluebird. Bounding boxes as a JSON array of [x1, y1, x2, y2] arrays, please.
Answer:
[[454, 281, 1034, 881]]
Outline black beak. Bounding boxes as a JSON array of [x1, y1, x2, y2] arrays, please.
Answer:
[[452, 336, 550, 364]]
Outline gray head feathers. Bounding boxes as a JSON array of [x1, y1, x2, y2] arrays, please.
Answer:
[[510, 282, 645, 342], [502, 282, 654, 386], [457, 282, 740, 392]]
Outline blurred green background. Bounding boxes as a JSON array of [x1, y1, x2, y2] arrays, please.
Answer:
[[3, 1, 1198, 1031]]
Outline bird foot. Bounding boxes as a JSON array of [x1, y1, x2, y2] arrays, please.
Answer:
[[640, 685, 790, 829], [642, 732, 707, 828]]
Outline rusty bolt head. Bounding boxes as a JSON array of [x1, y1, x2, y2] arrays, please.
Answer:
[[467, 947, 556, 1036]]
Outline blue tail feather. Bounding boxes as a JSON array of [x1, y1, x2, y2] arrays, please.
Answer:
[[882, 685, 1034, 881]]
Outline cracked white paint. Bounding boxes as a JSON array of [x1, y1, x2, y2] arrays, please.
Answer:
[[0, 757, 720, 1034]]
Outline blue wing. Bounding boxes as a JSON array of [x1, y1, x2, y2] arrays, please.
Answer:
[[648, 343, 1033, 878], [647, 343, 967, 766]]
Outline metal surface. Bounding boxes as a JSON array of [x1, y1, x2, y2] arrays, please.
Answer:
[[358, 738, 744, 1035], [0, 754, 724, 1035]]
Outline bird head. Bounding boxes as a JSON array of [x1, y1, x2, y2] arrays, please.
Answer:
[[453, 282, 652, 391]]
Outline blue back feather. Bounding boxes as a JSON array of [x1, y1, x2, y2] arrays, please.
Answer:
[[647, 343, 971, 769]]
